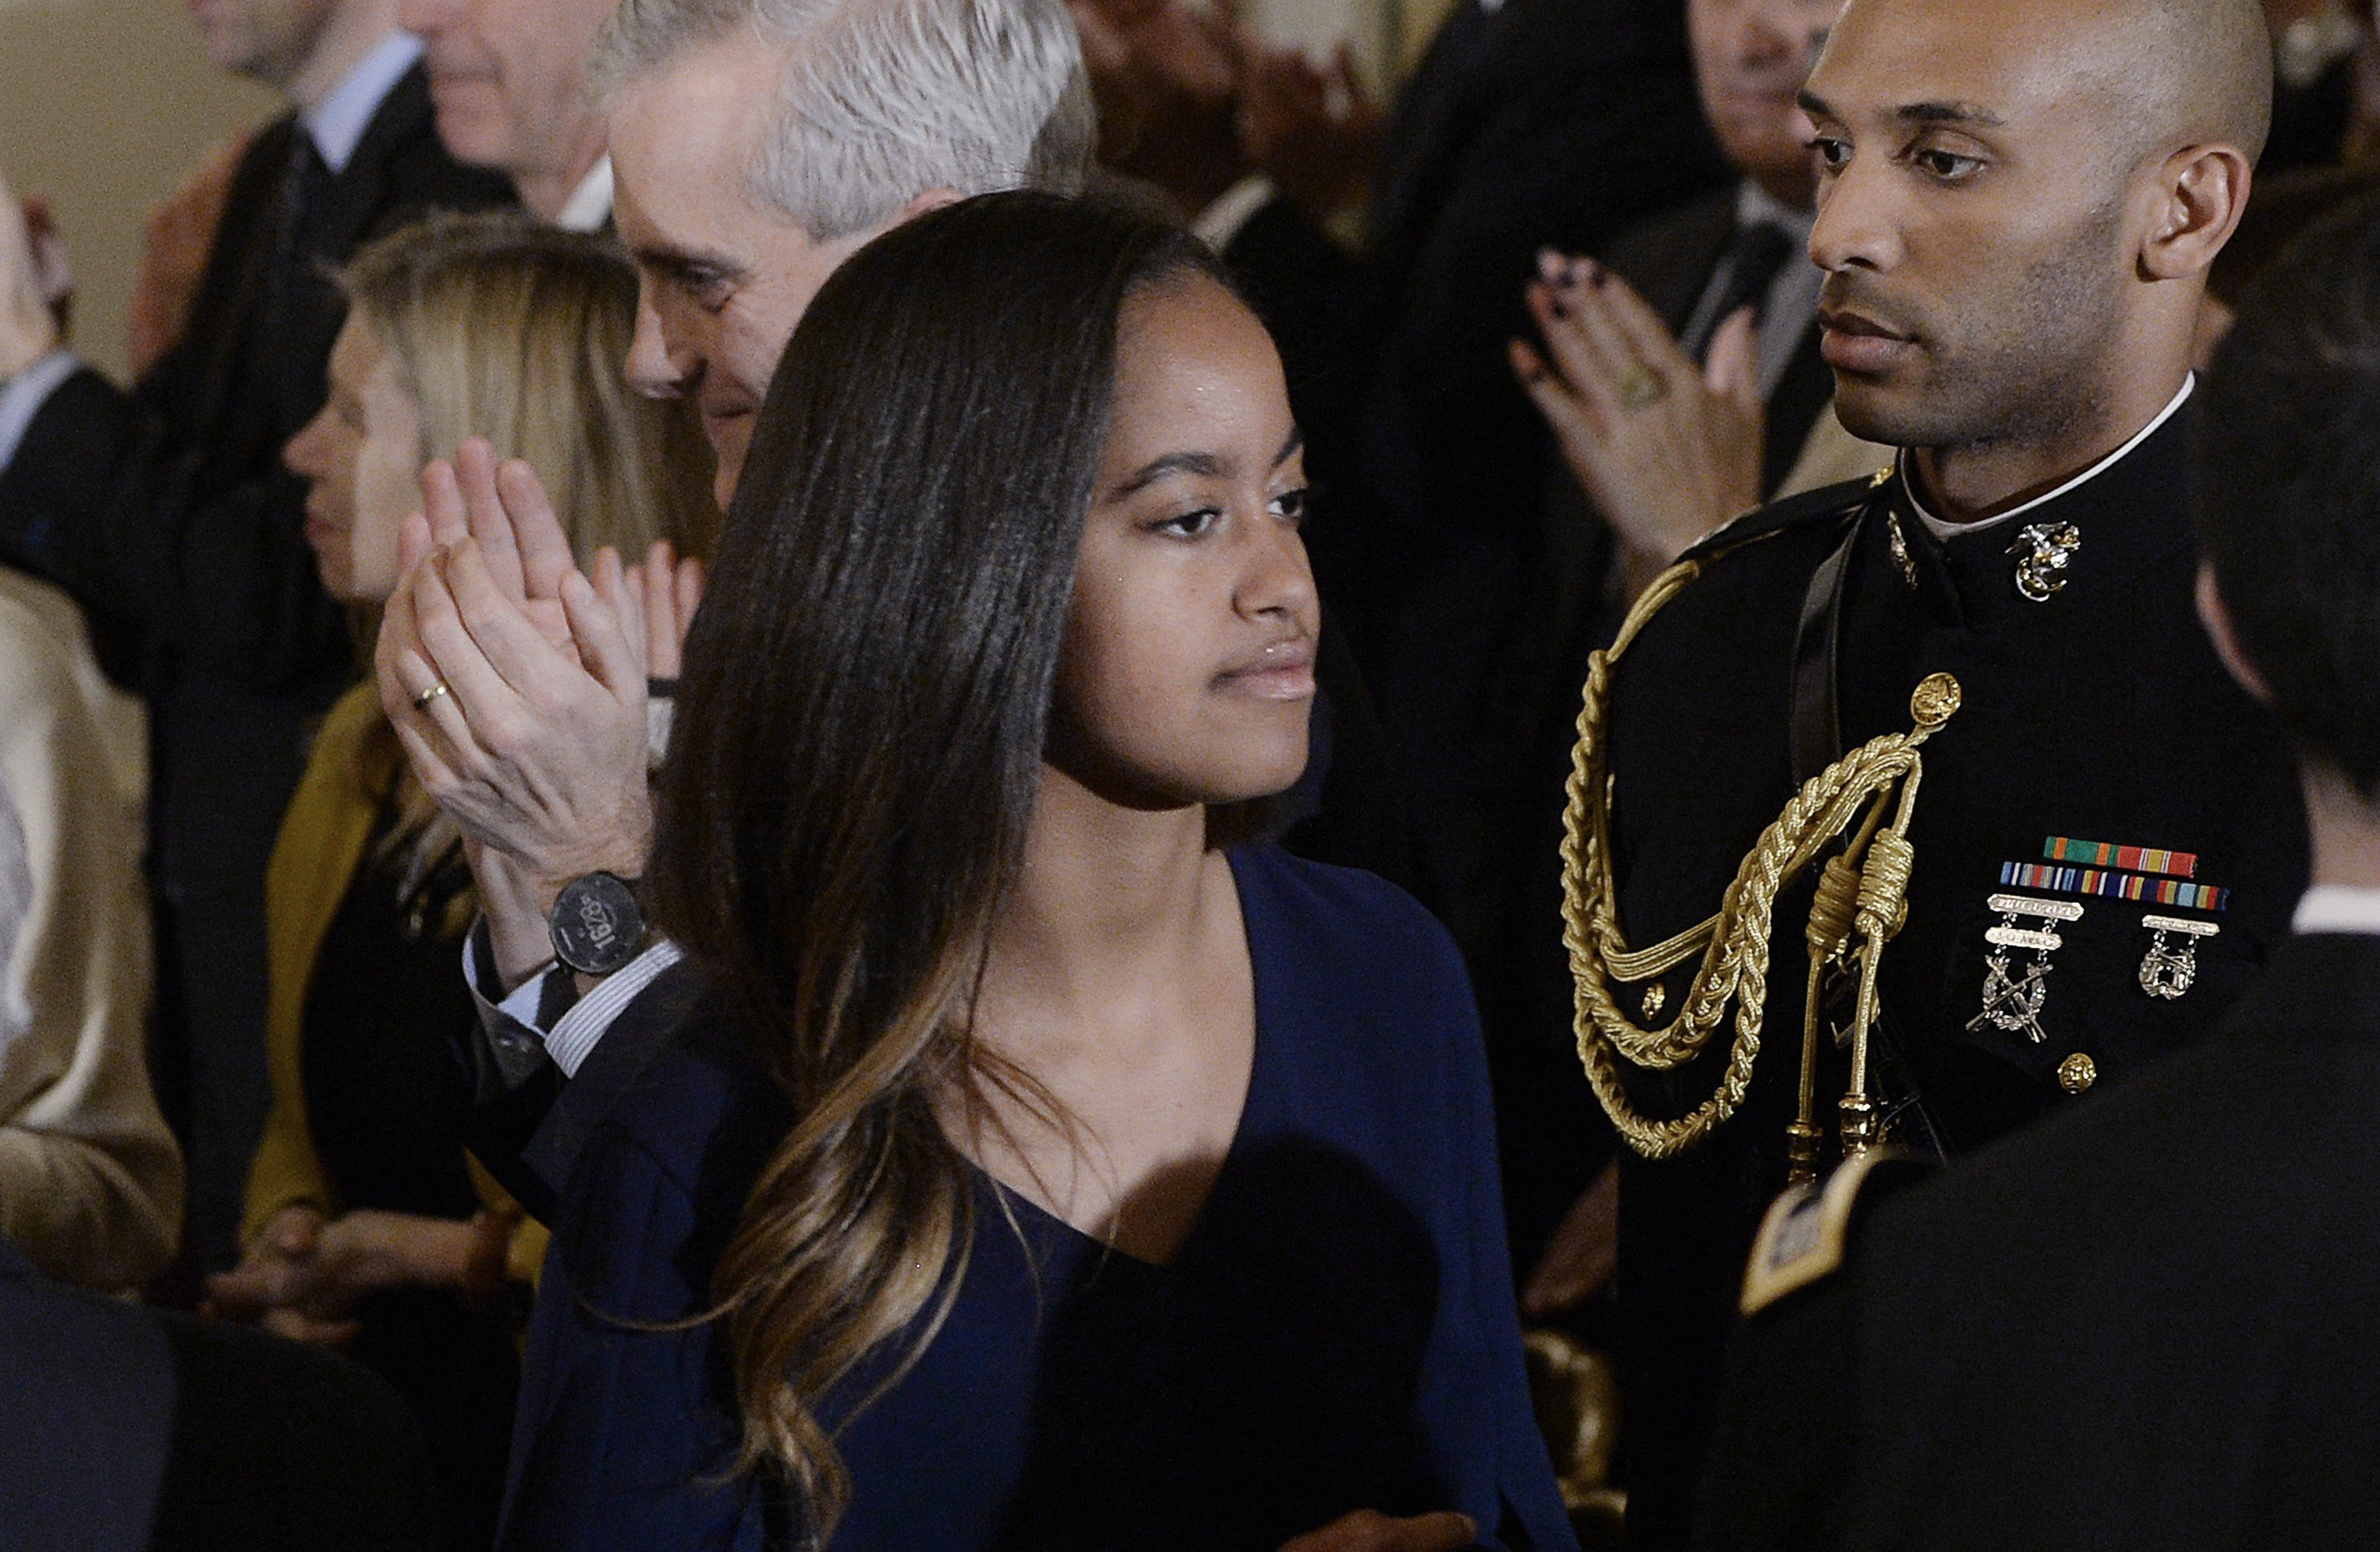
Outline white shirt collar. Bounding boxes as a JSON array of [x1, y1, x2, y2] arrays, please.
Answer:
[[2294, 886, 2380, 938], [555, 157, 614, 233], [301, 32, 424, 176], [1907, 374, 2196, 542]]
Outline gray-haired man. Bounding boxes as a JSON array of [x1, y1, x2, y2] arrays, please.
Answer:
[[364, 0, 1091, 1220]]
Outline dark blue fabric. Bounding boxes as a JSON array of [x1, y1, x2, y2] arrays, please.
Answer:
[[499, 845, 1576, 1551]]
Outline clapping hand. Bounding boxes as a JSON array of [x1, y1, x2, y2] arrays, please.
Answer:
[[1512, 250, 1765, 592], [375, 440, 675, 986], [1069, 0, 1248, 217], [0, 171, 66, 378], [1238, 39, 1381, 225]]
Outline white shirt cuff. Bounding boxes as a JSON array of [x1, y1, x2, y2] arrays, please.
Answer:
[[544, 939, 685, 1078], [0, 350, 82, 474]]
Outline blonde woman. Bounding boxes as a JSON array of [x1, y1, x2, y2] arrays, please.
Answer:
[[203, 212, 712, 1550]]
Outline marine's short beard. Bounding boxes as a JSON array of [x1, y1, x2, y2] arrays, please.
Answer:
[[1837, 197, 2131, 458]]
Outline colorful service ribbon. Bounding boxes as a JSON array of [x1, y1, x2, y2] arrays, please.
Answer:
[[2000, 861, 2226, 913], [2041, 836, 2197, 879]]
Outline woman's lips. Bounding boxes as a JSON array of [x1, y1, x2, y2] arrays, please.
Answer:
[[1217, 639, 1317, 701]]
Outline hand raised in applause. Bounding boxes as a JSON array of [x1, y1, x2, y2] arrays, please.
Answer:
[[375, 439, 667, 986], [1278, 1510, 1480, 1552], [202, 1204, 519, 1347], [126, 131, 252, 378], [1511, 251, 1765, 598], [0, 171, 65, 379], [1067, 0, 1248, 217], [1238, 39, 1382, 225]]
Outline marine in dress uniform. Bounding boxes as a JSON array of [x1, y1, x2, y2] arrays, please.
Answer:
[[1689, 158, 2380, 1552], [1570, 382, 2307, 1542]]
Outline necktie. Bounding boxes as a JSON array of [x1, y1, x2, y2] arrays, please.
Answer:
[[266, 131, 331, 300], [1685, 220, 1795, 362]]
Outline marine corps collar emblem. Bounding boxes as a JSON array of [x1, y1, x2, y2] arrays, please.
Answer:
[[2008, 521, 2082, 602], [1969, 893, 2084, 1044], [2137, 914, 2219, 999]]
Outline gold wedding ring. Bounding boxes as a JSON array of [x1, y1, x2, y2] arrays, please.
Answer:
[[412, 680, 453, 711], [1617, 366, 1667, 409]]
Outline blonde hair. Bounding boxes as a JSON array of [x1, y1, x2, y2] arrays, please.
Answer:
[[340, 212, 718, 880], [343, 211, 718, 568]]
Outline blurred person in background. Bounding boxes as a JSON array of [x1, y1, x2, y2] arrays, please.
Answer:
[[203, 212, 712, 1552], [0, 562, 180, 1294], [400, 0, 623, 228], [0, 0, 511, 1275]]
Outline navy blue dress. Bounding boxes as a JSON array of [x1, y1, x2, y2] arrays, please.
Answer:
[[499, 846, 1577, 1551]]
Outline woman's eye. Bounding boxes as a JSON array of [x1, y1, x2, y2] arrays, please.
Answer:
[[1810, 136, 1850, 171], [1154, 508, 1220, 539], [1269, 487, 1309, 525]]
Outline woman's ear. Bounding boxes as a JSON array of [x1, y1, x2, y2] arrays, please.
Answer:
[[2195, 562, 2272, 704]]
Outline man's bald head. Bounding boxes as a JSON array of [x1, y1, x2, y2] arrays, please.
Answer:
[[2103, 0, 2272, 173]]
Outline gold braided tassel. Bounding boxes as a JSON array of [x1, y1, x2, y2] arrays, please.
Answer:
[[1559, 557, 1962, 1161]]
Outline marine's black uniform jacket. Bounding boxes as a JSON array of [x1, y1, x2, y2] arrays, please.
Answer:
[[1595, 390, 2308, 1546], [1691, 930, 2380, 1551], [0, 64, 513, 1266]]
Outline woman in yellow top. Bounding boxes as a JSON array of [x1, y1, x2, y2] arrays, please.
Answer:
[[203, 212, 712, 1550]]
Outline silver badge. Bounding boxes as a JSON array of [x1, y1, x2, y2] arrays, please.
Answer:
[[2137, 914, 2219, 999], [1887, 511, 1919, 590], [1969, 893, 2085, 1043], [2008, 521, 2082, 603]]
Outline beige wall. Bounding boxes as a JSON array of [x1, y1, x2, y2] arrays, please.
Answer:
[[0, 0, 279, 383]]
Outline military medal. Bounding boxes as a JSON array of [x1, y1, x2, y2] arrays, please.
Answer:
[[2135, 914, 2219, 999], [2008, 521, 2082, 602], [1886, 511, 1919, 590], [1969, 893, 2084, 1043]]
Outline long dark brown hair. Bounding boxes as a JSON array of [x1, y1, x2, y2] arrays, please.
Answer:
[[649, 192, 1228, 1540]]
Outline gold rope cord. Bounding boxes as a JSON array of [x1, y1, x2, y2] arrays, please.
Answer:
[[1559, 555, 1959, 1160]]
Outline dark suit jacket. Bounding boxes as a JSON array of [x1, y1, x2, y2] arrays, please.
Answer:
[[1599, 186, 1832, 500], [0, 1234, 438, 1552], [0, 63, 512, 1265], [1223, 0, 1730, 659], [1696, 930, 2380, 1551]]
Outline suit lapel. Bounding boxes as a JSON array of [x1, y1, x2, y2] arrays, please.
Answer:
[[309, 63, 437, 260]]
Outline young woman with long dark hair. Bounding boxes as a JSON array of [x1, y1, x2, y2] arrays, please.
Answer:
[[500, 193, 1574, 1552]]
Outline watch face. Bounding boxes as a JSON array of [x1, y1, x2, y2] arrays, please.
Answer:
[[550, 871, 643, 976]]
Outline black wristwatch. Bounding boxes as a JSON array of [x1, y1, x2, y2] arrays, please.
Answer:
[[547, 871, 647, 976]]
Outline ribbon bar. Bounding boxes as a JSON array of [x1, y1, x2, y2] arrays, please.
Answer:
[[2000, 861, 2227, 913], [2043, 836, 2198, 879]]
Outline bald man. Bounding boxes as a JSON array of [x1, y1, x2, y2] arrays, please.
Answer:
[[1557, 0, 2306, 1542]]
